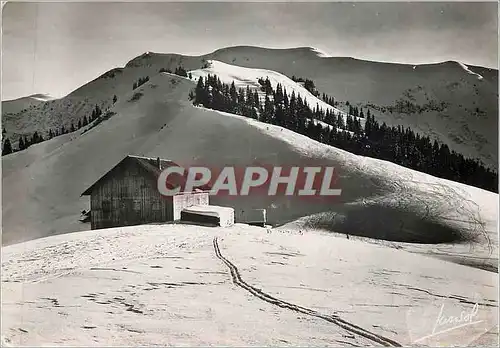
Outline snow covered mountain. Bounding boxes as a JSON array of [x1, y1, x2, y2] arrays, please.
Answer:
[[2, 46, 497, 168], [206, 46, 498, 169], [1, 47, 498, 347], [189, 60, 343, 117], [2, 71, 497, 270], [1, 94, 54, 116], [189, 60, 363, 131]]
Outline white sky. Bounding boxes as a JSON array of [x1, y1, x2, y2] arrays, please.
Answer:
[[2, 2, 498, 100]]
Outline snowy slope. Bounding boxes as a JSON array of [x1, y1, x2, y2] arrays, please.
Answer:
[[310, 47, 333, 58], [1, 52, 202, 144], [1, 224, 498, 346], [206, 46, 498, 169], [1, 67, 160, 145], [4, 46, 497, 168], [189, 60, 361, 133], [2, 72, 497, 273], [189, 60, 348, 118], [1, 94, 54, 114], [2, 66, 498, 347], [458, 62, 484, 80]]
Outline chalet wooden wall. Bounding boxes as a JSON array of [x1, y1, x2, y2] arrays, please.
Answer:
[[90, 161, 173, 229]]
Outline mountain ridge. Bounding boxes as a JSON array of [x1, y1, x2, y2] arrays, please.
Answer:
[[2, 46, 497, 103], [2, 46, 498, 172]]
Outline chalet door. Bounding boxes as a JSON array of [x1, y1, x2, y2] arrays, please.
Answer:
[[122, 199, 137, 225], [101, 200, 112, 228], [118, 200, 128, 225]]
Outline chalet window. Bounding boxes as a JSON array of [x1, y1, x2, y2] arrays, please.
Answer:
[[102, 200, 111, 213]]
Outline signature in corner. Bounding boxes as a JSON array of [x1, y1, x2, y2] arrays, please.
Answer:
[[413, 303, 484, 343]]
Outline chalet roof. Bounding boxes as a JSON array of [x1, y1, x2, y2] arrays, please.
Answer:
[[81, 155, 210, 196]]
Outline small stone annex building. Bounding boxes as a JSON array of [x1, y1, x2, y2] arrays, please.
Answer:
[[81, 155, 213, 230]]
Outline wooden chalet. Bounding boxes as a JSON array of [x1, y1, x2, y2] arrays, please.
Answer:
[[81, 155, 210, 230]]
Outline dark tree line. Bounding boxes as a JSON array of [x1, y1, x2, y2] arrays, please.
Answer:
[[3, 104, 106, 155], [193, 75, 362, 135], [174, 66, 188, 77], [357, 114, 496, 191], [159, 66, 193, 79], [2, 138, 12, 155], [190, 74, 498, 193], [133, 76, 150, 90], [2, 128, 11, 155], [321, 93, 336, 107], [46, 104, 104, 140], [291, 75, 320, 97]]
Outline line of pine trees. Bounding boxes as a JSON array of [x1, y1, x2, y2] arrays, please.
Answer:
[[321, 93, 336, 107], [133, 76, 149, 90], [190, 74, 498, 193], [192, 75, 361, 134], [159, 66, 193, 79], [291, 75, 320, 97], [2, 128, 12, 155], [174, 66, 188, 77], [2, 104, 107, 155]]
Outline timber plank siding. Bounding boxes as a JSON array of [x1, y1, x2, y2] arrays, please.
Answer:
[[88, 158, 172, 230]]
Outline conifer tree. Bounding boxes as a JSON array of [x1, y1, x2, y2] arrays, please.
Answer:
[[194, 77, 208, 106], [31, 131, 39, 144], [2, 138, 12, 155]]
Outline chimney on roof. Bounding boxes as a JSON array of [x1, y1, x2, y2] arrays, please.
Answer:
[[156, 157, 161, 170]]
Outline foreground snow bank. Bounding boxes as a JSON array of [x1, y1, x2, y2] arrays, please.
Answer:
[[2, 224, 497, 346]]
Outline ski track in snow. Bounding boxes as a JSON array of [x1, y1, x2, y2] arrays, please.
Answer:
[[2, 224, 498, 346], [213, 236, 402, 347]]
